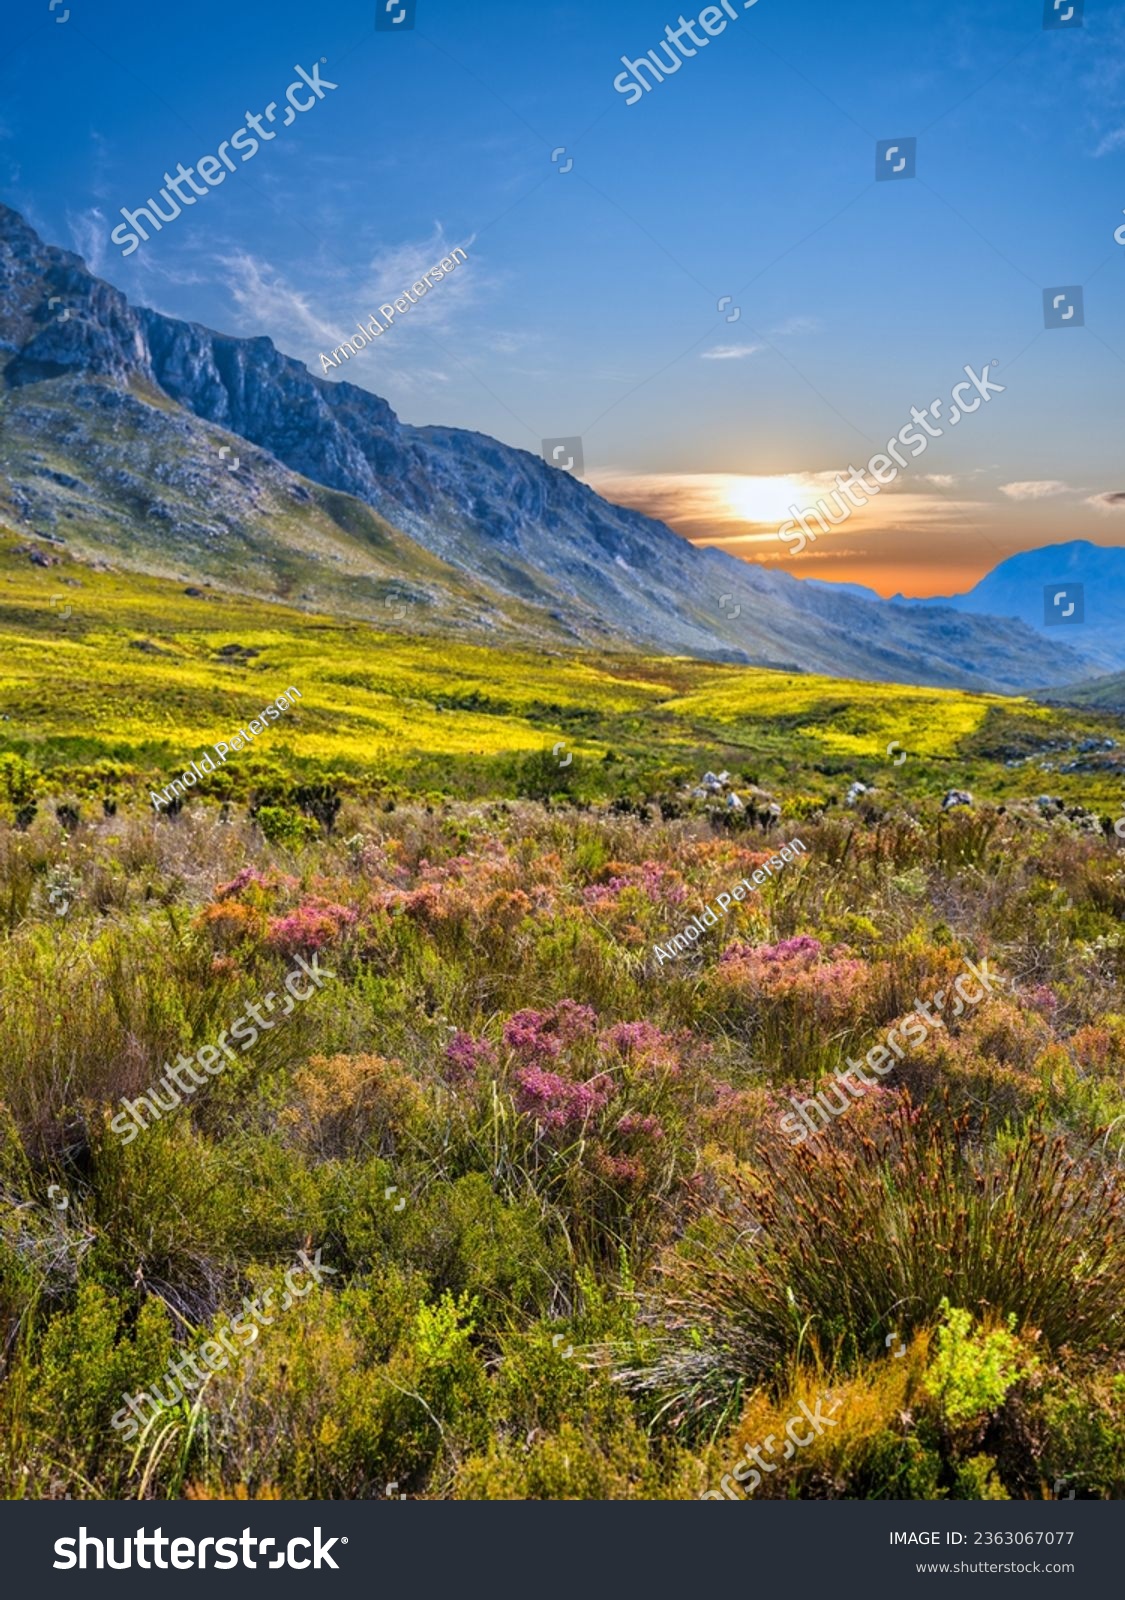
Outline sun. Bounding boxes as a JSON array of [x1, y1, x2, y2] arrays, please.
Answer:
[[721, 474, 807, 525]]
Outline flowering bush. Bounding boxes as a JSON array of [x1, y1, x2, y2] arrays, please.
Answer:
[[265, 900, 357, 955], [503, 1002, 598, 1064], [707, 936, 877, 1042], [6, 797, 1125, 1501], [444, 1030, 496, 1084], [512, 1065, 614, 1131]]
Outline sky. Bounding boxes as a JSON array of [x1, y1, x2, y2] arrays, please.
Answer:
[[3, 0, 1125, 596]]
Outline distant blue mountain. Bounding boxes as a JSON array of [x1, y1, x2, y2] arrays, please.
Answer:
[[895, 541, 1125, 674]]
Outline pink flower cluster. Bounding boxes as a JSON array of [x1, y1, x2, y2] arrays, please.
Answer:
[[582, 861, 686, 907], [600, 1020, 683, 1076], [214, 866, 270, 901], [716, 936, 871, 1024], [1025, 984, 1060, 1016], [616, 1112, 665, 1141], [601, 1021, 666, 1056], [444, 1030, 497, 1084], [581, 875, 631, 904], [265, 900, 357, 956], [502, 1001, 597, 1062], [513, 1065, 613, 1130], [721, 935, 823, 967]]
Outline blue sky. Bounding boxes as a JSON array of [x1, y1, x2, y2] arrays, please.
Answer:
[[4, 0, 1125, 593]]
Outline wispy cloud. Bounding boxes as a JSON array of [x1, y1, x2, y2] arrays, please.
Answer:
[[1086, 491, 1125, 512], [1094, 126, 1125, 157], [588, 469, 989, 550], [67, 206, 109, 277], [217, 249, 339, 346], [1082, 10, 1125, 156], [212, 225, 491, 394], [769, 315, 820, 336], [343, 228, 481, 338], [701, 343, 762, 361], [999, 479, 1071, 500]]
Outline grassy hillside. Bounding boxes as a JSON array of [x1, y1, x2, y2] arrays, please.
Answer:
[[4, 530, 1125, 1503], [1039, 671, 1125, 714], [3, 529, 1124, 817]]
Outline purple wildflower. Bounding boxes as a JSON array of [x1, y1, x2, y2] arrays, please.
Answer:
[[444, 1030, 496, 1084], [513, 1066, 612, 1130], [616, 1112, 665, 1141]]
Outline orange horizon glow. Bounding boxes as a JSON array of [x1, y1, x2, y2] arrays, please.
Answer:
[[587, 468, 1124, 600]]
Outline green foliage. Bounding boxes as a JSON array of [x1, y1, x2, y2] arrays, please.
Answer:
[[12, 1284, 172, 1495], [453, 1419, 680, 1500], [253, 803, 319, 849], [511, 747, 577, 803], [925, 1301, 1036, 1430], [627, 1113, 1112, 1431], [1038, 1368, 1125, 1499], [0, 753, 37, 809], [952, 1454, 1010, 1499]]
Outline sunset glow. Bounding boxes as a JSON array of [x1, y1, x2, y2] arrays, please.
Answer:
[[721, 475, 810, 526]]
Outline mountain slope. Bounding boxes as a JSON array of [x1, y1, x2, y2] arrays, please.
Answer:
[[1037, 668, 1125, 713], [0, 202, 1092, 693], [0, 370, 599, 648]]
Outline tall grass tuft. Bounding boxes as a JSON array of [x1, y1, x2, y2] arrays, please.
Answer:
[[620, 1098, 1125, 1431]]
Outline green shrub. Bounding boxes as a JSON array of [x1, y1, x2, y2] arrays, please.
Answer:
[[511, 749, 576, 804], [925, 1300, 1036, 1430], [1039, 1367, 1125, 1499], [253, 805, 318, 849], [11, 1283, 172, 1496], [453, 1419, 675, 1500], [0, 753, 38, 812], [952, 1453, 1009, 1499]]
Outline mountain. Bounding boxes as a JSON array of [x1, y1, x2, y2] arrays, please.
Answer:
[[801, 577, 886, 605], [895, 541, 1125, 675], [0, 202, 1093, 694]]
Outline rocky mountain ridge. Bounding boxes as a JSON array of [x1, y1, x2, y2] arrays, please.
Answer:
[[0, 202, 1093, 692]]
